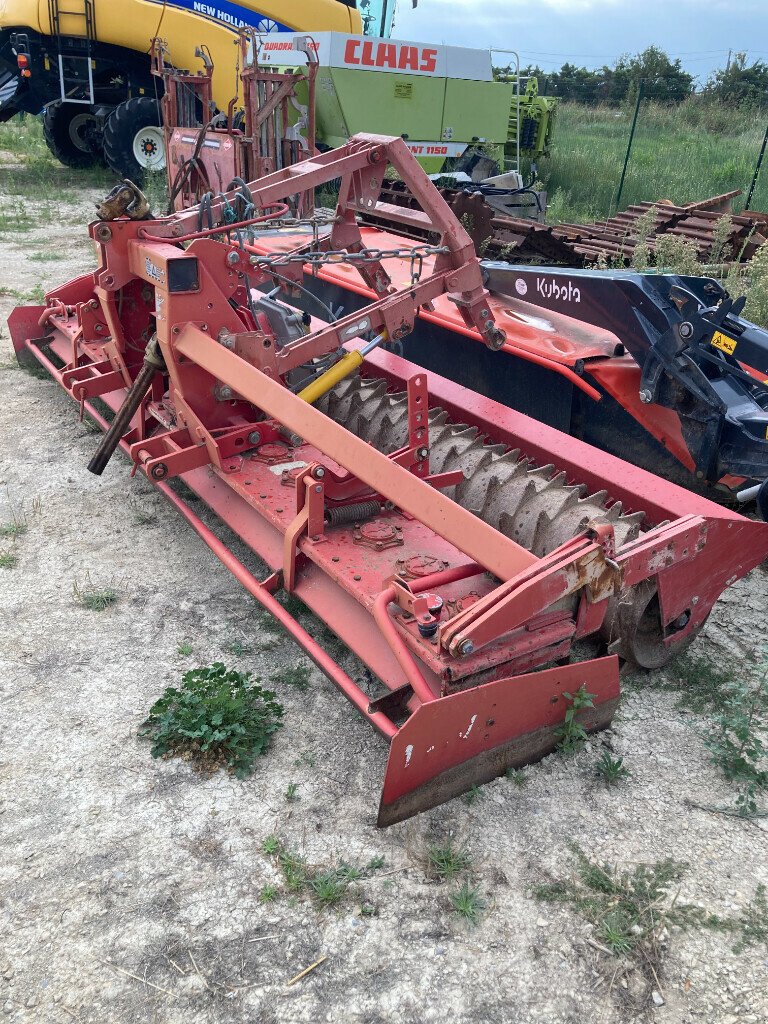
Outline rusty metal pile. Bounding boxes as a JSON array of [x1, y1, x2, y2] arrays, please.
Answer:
[[369, 182, 768, 268], [552, 193, 767, 267]]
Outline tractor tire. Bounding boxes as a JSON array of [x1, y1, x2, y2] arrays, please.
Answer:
[[42, 102, 102, 168], [102, 97, 165, 182]]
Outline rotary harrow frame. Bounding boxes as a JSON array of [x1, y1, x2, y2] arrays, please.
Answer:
[[9, 135, 768, 824]]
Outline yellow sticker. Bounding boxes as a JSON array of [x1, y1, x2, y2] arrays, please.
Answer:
[[711, 330, 737, 355]]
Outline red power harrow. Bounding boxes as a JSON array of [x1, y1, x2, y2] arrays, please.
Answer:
[[9, 135, 768, 824]]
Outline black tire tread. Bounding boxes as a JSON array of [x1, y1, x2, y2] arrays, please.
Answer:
[[42, 102, 99, 169], [102, 96, 162, 181]]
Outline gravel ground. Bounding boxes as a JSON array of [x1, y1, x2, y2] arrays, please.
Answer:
[[0, 173, 766, 1024]]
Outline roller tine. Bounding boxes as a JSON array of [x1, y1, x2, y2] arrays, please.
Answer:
[[528, 463, 556, 479], [582, 489, 609, 507], [449, 426, 480, 442], [557, 488, 581, 512], [543, 470, 568, 491], [473, 473, 507, 522], [494, 448, 521, 465], [620, 511, 646, 527], [605, 500, 623, 522]]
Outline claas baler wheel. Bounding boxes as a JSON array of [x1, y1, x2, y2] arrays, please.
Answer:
[[318, 374, 689, 669]]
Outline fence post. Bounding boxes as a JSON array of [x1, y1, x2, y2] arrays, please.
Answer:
[[615, 79, 644, 213], [745, 121, 768, 210]]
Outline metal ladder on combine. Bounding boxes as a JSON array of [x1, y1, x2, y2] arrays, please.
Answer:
[[491, 49, 521, 176], [47, 0, 96, 105]]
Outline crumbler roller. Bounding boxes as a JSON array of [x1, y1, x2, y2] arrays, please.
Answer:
[[9, 135, 768, 824]]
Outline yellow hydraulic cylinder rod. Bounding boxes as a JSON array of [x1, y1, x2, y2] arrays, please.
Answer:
[[298, 333, 388, 405]]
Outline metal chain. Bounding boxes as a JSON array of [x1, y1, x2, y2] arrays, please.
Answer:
[[250, 244, 449, 269]]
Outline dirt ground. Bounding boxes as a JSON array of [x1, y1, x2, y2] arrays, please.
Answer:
[[1, 173, 767, 1024]]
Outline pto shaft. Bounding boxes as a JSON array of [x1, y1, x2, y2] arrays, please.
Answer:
[[87, 338, 165, 476]]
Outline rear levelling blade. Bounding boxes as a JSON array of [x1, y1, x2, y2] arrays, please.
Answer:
[[377, 656, 620, 827]]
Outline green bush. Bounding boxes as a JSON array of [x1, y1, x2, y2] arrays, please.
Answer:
[[142, 663, 284, 777]]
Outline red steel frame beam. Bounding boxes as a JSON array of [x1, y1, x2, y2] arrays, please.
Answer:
[[172, 324, 537, 583]]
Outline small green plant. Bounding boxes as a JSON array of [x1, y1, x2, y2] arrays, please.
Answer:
[[366, 855, 385, 871], [462, 784, 483, 805], [667, 653, 737, 714], [335, 863, 364, 882], [264, 839, 383, 910], [141, 663, 284, 778], [734, 884, 768, 952], [310, 870, 348, 907], [272, 664, 311, 691], [285, 781, 299, 802], [73, 576, 119, 611], [294, 750, 317, 768], [262, 835, 280, 855], [705, 678, 767, 817], [506, 768, 528, 787], [596, 752, 631, 786], [533, 844, 725, 1001], [450, 880, 486, 925], [555, 686, 595, 754], [177, 642, 193, 656], [600, 910, 634, 955], [0, 550, 18, 569], [0, 520, 27, 538], [221, 635, 253, 657], [276, 845, 309, 892], [259, 884, 279, 904], [28, 250, 64, 262], [427, 842, 472, 882]]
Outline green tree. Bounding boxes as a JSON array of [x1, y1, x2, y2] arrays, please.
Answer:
[[608, 47, 694, 104], [708, 53, 768, 107]]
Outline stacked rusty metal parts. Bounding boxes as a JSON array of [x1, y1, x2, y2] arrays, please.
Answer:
[[9, 136, 768, 824], [370, 181, 768, 269]]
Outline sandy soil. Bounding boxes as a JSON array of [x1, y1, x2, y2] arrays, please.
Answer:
[[0, 176, 766, 1024]]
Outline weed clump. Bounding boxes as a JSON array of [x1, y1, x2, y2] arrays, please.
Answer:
[[705, 675, 767, 817], [596, 751, 631, 786], [262, 837, 384, 908], [0, 550, 18, 569], [142, 663, 284, 777], [534, 843, 768, 1005], [427, 842, 472, 881], [73, 577, 119, 611], [450, 880, 487, 925], [272, 664, 311, 691]]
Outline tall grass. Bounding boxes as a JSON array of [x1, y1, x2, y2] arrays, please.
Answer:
[[539, 100, 768, 223], [0, 113, 112, 203]]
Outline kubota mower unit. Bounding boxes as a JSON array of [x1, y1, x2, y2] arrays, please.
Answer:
[[253, 223, 768, 500], [9, 136, 768, 823]]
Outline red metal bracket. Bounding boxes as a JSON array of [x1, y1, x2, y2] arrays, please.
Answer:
[[439, 534, 619, 658], [284, 467, 327, 591], [128, 422, 267, 481]]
